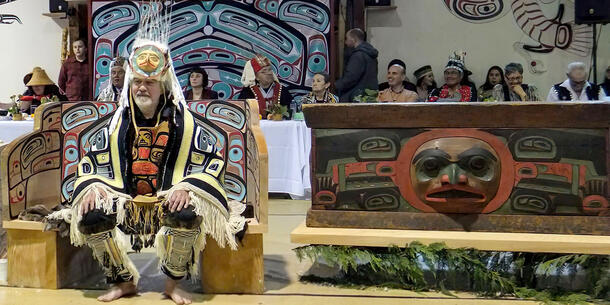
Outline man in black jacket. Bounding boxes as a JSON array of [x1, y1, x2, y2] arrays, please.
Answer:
[[335, 28, 379, 102]]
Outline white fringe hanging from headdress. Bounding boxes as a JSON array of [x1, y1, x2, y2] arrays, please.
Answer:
[[110, 0, 187, 134]]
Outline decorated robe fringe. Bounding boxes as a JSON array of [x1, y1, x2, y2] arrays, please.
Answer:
[[156, 182, 246, 278], [47, 183, 132, 247]]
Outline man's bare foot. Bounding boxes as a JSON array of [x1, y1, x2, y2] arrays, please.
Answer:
[[164, 279, 192, 305], [97, 281, 137, 302]]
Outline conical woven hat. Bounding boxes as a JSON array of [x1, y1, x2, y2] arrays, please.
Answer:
[[26, 67, 55, 86]]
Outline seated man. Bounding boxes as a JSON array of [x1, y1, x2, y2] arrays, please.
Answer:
[[378, 59, 417, 93], [492, 63, 539, 102], [237, 54, 292, 118], [48, 15, 246, 305], [377, 59, 418, 102], [599, 65, 610, 102], [429, 52, 476, 102], [97, 56, 127, 102], [547, 62, 605, 101]]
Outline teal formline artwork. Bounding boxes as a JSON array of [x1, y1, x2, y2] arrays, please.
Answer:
[[91, 0, 331, 100], [311, 128, 609, 216]]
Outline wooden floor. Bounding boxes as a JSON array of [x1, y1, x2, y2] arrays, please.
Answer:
[[0, 199, 543, 305]]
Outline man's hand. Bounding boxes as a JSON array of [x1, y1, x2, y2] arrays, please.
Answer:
[[165, 190, 190, 213], [511, 85, 527, 101], [80, 187, 107, 215]]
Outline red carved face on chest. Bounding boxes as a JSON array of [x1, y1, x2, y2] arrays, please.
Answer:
[[391, 129, 515, 214]]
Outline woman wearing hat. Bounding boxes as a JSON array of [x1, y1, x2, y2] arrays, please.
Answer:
[[238, 54, 292, 118], [428, 52, 476, 102], [413, 65, 437, 102], [20, 67, 67, 114]]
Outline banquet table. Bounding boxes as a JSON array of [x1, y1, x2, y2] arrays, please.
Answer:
[[259, 120, 312, 199], [0, 119, 34, 143]]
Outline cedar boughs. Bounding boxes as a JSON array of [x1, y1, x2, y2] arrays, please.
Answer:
[[294, 243, 609, 304]]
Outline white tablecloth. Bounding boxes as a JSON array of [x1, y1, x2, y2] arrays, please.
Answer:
[[0, 119, 34, 143], [260, 120, 311, 198]]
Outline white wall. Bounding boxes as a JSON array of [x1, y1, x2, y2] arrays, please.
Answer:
[[0, 0, 67, 102], [367, 0, 610, 95]]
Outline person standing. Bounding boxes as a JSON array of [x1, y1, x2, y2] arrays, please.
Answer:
[[59, 39, 90, 101], [335, 28, 379, 102]]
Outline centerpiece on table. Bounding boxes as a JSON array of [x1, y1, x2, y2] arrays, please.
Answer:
[[354, 89, 379, 103], [266, 101, 288, 121], [8, 95, 23, 121]]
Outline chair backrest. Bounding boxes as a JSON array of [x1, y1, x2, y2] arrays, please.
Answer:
[[2, 100, 267, 229]]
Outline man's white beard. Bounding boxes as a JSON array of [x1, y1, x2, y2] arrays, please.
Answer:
[[134, 95, 157, 118], [134, 95, 152, 106]]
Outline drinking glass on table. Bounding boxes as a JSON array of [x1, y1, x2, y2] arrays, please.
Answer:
[[30, 105, 38, 118]]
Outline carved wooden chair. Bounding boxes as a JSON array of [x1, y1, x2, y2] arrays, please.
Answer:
[[1, 99, 268, 293]]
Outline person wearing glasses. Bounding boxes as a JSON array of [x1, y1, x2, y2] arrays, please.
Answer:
[[492, 63, 540, 102]]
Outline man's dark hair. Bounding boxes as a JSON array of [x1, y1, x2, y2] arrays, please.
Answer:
[[315, 72, 331, 83], [347, 28, 366, 42], [73, 39, 87, 47], [189, 67, 209, 87]]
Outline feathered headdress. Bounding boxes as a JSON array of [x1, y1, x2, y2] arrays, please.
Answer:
[[111, 1, 185, 133], [444, 50, 466, 74]]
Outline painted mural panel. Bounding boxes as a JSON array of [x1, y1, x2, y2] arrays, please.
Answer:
[[312, 128, 609, 217], [91, 0, 331, 100], [442, 0, 594, 74], [0, 0, 21, 24]]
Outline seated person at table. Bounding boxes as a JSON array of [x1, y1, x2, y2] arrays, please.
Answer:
[[414, 65, 437, 102], [20, 67, 67, 114], [300, 72, 338, 104], [461, 68, 478, 99], [378, 59, 417, 92], [377, 59, 418, 102], [547, 62, 605, 102], [492, 63, 539, 102], [97, 56, 127, 102], [599, 65, 610, 102], [429, 52, 476, 102], [238, 54, 292, 118], [183, 67, 218, 100], [478, 66, 505, 101]]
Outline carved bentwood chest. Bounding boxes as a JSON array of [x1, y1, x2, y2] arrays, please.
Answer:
[[304, 102, 610, 235]]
